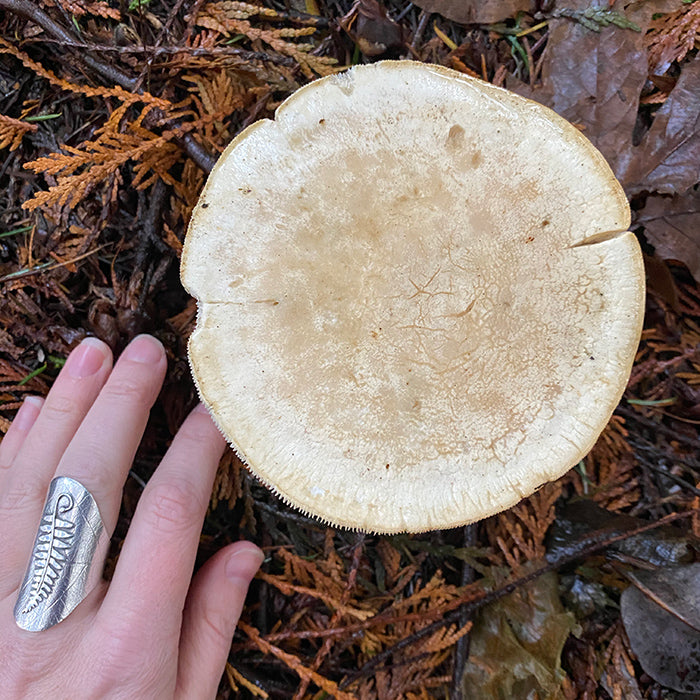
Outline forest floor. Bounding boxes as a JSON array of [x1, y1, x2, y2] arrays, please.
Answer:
[[0, 0, 699, 698]]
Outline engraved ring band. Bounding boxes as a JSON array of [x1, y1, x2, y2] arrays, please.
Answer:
[[14, 476, 109, 632]]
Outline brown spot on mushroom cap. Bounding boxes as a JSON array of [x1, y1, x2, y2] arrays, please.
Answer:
[[181, 61, 645, 534]]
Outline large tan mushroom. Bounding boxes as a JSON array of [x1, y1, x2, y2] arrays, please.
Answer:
[[181, 61, 645, 534]]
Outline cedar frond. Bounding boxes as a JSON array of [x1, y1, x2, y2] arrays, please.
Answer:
[[418, 619, 472, 655], [389, 571, 462, 614], [357, 573, 472, 698], [598, 622, 638, 700], [0, 114, 37, 151], [195, 1, 280, 21], [211, 451, 243, 510], [487, 481, 563, 565], [578, 415, 640, 511], [239, 621, 356, 700], [53, 0, 121, 19], [647, 3, 700, 77], [376, 538, 402, 589], [183, 70, 249, 151], [21, 113, 198, 211], [0, 39, 169, 109], [269, 546, 374, 620], [193, 2, 337, 77], [258, 569, 374, 620], [225, 663, 269, 698], [692, 487, 700, 538]]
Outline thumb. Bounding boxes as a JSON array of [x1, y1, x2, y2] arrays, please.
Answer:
[[176, 541, 264, 700]]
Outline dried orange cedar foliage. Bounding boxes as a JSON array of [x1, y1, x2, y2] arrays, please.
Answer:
[[597, 622, 640, 700], [191, 1, 338, 79], [486, 482, 563, 568], [1, 2, 331, 215], [0, 40, 179, 211], [647, 1, 700, 77], [0, 114, 37, 151], [44, 0, 120, 20], [233, 535, 472, 698], [576, 415, 641, 512]]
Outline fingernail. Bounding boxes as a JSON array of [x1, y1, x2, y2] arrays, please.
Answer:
[[225, 544, 264, 582], [66, 338, 109, 378], [123, 335, 164, 365], [13, 396, 43, 431]]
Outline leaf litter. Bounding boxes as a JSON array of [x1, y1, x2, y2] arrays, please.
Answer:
[[622, 564, 700, 692], [0, 0, 699, 697]]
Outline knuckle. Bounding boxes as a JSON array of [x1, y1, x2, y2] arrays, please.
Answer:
[[142, 480, 205, 535], [0, 482, 43, 519], [40, 392, 79, 422], [0, 637, 51, 697], [198, 605, 232, 647], [177, 416, 217, 445], [100, 375, 151, 404], [101, 619, 147, 666], [97, 622, 166, 693]]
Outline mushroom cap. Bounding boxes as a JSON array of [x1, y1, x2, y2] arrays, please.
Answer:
[[181, 61, 645, 534]]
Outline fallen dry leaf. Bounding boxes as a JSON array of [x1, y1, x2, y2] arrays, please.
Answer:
[[637, 188, 700, 280], [643, 253, 681, 311], [411, 0, 533, 25], [339, 0, 404, 56], [619, 57, 700, 196], [461, 571, 578, 699], [621, 564, 700, 693], [508, 0, 695, 190]]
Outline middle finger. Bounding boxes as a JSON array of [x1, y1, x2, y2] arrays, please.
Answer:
[[53, 334, 167, 537]]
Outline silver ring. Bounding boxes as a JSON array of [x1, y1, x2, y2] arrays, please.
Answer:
[[14, 476, 109, 632]]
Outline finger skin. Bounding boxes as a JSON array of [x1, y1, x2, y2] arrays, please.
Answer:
[[0, 351, 259, 700], [54, 334, 167, 535], [177, 542, 263, 700], [99, 404, 227, 645], [0, 397, 44, 477], [0, 339, 112, 595]]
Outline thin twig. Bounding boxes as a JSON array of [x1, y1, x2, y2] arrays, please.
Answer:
[[28, 37, 300, 68], [637, 458, 700, 497], [619, 405, 700, 451], [411, 10, 430, 49]]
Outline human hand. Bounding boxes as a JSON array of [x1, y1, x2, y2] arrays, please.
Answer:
[[0, 335, 263, 699]]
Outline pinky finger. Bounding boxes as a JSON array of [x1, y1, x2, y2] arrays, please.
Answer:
[[176, 542, 264, 700], [0, 396, 44, 472]]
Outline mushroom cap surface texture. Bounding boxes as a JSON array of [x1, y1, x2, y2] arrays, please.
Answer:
[[181, 61, 645, 534]]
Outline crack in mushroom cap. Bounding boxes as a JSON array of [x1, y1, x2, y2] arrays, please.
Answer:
[[181, 61, 645, 534]]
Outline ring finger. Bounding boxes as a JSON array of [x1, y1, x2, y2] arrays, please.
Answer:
[[0, 338, 113, 593]]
